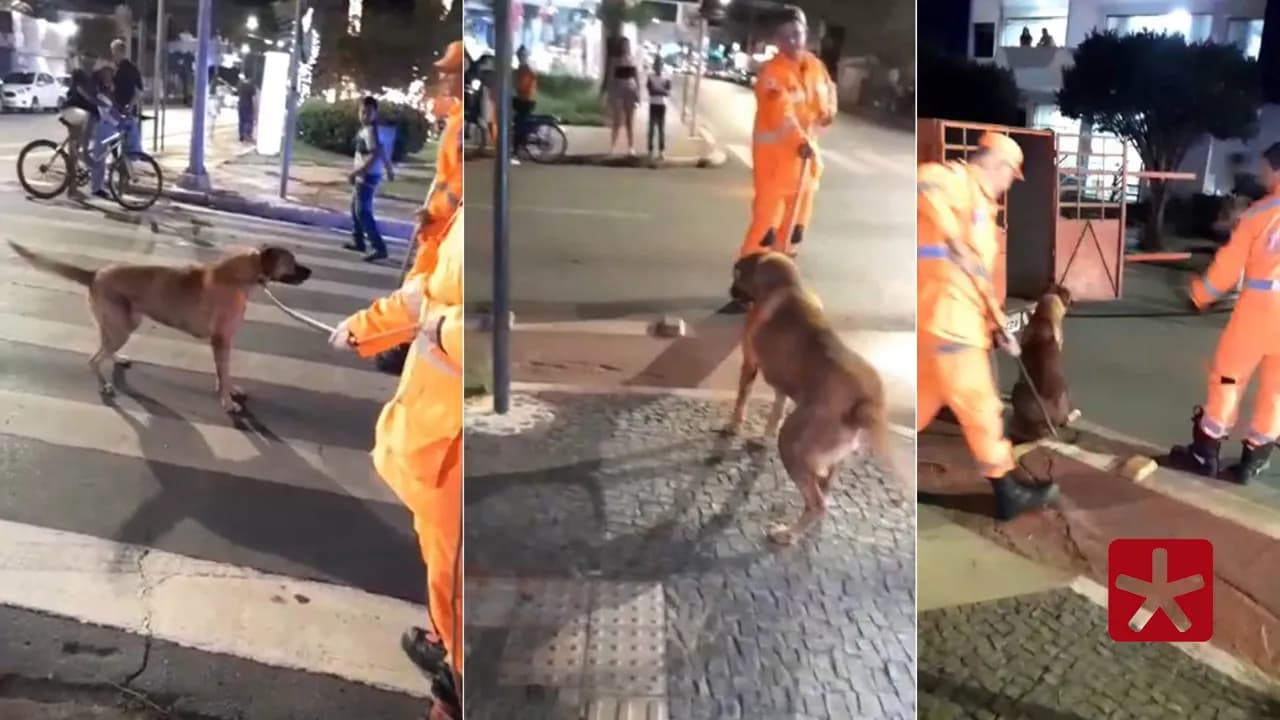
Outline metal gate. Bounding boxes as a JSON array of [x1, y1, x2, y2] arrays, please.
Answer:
[[1053, 133, 1127, 301]]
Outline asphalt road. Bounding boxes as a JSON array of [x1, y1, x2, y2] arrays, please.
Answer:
[[465, 79, 915, 329], [0, 173, 430, 717]]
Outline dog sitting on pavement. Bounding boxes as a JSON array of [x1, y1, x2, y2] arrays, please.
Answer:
[[726, 251, 896, 545], [1009, 284, 1078, 442], [8, 241, 312, 414]]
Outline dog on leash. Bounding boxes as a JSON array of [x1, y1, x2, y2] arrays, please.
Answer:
[[726, 252, 895, 545], [1009, 284, 1076, 442], [8, 241, 312, 413]]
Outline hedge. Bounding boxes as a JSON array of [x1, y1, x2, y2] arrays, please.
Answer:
[[296, 98, 430, 162]]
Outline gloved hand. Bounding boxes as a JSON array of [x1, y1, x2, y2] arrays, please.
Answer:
[[798, 142, 815, 160], [996, 326, 1021, 358], [328, 318, 355, 351]]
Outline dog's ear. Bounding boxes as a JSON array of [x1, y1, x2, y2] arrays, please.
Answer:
[[258, 246, 292, 280]]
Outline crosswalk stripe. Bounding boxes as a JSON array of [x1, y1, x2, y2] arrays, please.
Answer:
[[0, 517, 430, 697], [845, 146, 911, 176], [0, 312, 397, 402], [0, 242, 388, 302], [0, 274, 352, 331], [0, 388, 394, 504], [0, 213, 405, 278]]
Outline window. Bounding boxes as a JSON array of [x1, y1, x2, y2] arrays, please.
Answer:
[[1105, 12, 1212, 43], [973, 22, 995, 58], [999, 17, 1068, 48], [1227, 18, 1264, 59]]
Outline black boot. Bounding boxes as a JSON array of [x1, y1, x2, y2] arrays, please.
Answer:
[[427, 667, 461, 720], [991, 472, 1060, 522], [1228, 441, 1274, 485], [401, 626, 448, 677], [1166, 407, 1222, 478]]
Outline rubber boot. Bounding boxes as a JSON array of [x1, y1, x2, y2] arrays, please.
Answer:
[[787, 225, 805, 257], [427, 667, 461, 720], [401, 626, 448, 677], [1166, 407, 1222, 478], [990, 472, 1060, 522], [1228, 441, 1274, 485]]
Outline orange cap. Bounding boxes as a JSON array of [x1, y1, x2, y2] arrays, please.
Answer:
[[435, 41, 465, 73], [979, 132, 1024, 180]]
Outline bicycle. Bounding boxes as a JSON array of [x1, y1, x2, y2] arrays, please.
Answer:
[[17, 112, 164, 210], [463, 108, 568, 164]]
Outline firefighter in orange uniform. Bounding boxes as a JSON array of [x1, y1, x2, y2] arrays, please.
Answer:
[[414, 41, 465, 277], [1170, 142, 1280, 484], [327, 44, 466, 720], [917, 132, 1060, 521], [731, 7, 836, 305]]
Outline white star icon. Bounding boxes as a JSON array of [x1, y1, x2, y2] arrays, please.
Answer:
[[1114, 547, 1206, 633]]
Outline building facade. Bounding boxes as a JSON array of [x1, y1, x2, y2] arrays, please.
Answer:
[[968, 0, 1267, 196]]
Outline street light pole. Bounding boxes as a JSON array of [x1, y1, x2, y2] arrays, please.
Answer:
[[151, 0, 165, 153], [179, 0, 212, 191], [279, 0, 306, 200], [689, 17, 705, 137], [492, 0, 513, 414]]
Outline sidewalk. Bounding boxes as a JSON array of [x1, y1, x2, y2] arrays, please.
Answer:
[[155, 109, 423, 243], [464, 388, 916, 720]]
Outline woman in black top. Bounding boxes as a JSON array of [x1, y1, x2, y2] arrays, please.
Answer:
[[60, 70, 99, 197]]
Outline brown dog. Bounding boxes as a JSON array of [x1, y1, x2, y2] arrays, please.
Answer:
[[8, 241, 311, 413], [1009, 284, 1075, 442], [727, 252, 894, 546]]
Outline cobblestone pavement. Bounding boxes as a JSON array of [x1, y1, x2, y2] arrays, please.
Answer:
[[919, 589, 1280, 720], [464, 391, 917, 719]]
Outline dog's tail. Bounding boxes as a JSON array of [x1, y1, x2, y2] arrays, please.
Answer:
[[845, 399, 903, 485], [7, 241, 96, 286]]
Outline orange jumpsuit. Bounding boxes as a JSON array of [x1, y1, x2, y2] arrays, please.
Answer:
[[413, 94, 464, 277], [916, 159, 1016, 478], [739, 50, 836, 258], [516, 66, 537, 101], [1190, 191, 1280, 446], [347, 208, 464, 675]]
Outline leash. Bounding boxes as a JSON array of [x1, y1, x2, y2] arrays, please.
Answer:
[[259, 284, 420, 348]]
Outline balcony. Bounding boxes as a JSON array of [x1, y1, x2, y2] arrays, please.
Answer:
[[991, 45, 1074, 100]]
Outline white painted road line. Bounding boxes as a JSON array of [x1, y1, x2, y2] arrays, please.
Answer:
[[0, 244, 386, 302], [0, 276, 352, 331], [726, 143, 752, 169], [0, 518, 430, 697], [0, 313, 398, 402], [0, 388, 395, 504]]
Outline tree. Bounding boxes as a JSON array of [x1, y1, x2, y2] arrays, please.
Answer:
[[917, 49, 1021, 126], [1058, 31, 1261, 250]]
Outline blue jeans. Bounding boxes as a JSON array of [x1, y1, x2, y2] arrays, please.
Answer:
[[350, 176, 386, 254], [89, 116, 141, 193]]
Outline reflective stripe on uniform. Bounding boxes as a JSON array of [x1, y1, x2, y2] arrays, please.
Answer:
[[1201, 275, 1225, 299], [753, 116, 798, 145], [918, 244, 990, 280], [1199, 415, 1228, 438], [1244, 278, 1280, 291], [1247, 430, 1275, 447]]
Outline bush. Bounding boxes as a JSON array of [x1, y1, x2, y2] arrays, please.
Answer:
[[535, 74, 605, 126], [296, 98, 431, 161]]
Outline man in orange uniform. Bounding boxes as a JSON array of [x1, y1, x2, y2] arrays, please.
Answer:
[[917, 132, 1060, 521], [513, 45, 537, 157], [731, 6, 836, 306], [327, 44, 466, 720], [1170, 142, 1280, 484]]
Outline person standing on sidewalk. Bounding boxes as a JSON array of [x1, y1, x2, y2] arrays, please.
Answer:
[[731, 7, 836, 305], [1169, 142, 1280, 484], [110, 39, 143, 154], [236, 74, 257, 143], [646, 55, 672, 162], [602, 36, 640, 157], [327, 205, 464, 720], [344, 96, 396, 263], [917, 132, 1060, 521]]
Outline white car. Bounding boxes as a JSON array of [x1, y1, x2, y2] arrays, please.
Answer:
[[2, 71, 62, 112]]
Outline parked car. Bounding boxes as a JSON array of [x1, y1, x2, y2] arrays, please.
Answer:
[[1, 71, 62, 112], [56, 75, 70, 106]]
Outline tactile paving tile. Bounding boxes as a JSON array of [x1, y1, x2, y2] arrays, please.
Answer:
[[509, 578, 591, 626], [590, 582, 666, 628], [465, 577, 520, 628], [585, 697, 669, 720], [499, 620, 588, 686]]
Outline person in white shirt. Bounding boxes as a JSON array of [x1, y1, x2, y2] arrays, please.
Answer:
[[646, 56, 672, 161]]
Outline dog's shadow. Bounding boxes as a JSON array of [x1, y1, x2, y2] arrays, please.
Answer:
[[101, 364, 422, 602]]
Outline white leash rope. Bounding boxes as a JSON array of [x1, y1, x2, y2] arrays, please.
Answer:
[[261, 284, 337, 335]]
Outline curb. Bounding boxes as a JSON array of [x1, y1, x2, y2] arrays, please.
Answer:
[[162, 187, 415, 245]]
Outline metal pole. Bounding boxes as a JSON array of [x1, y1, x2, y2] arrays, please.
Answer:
[[179, 0, 211, 190], [493, 0, 513, 415], [680, 46, 690, 124], [279, 0, 305, 199], [689, 17, 705, 138], [152, 0, 165, 153]]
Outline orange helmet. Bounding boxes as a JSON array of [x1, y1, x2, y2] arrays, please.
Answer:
[[435, 41, 465, 74]]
